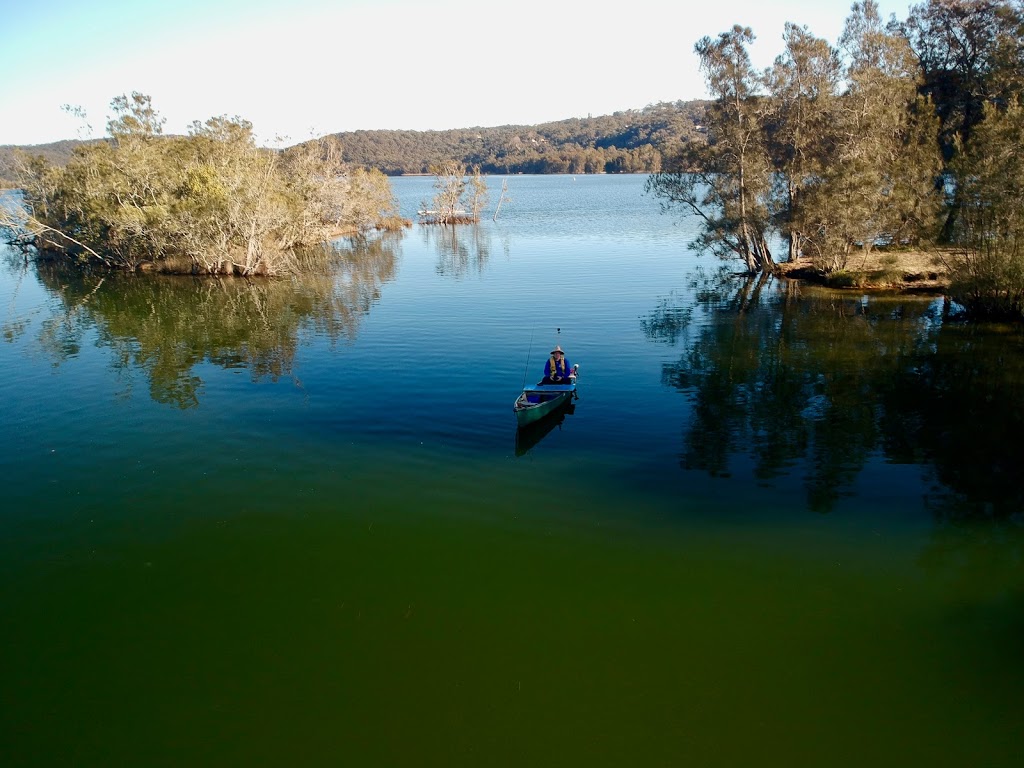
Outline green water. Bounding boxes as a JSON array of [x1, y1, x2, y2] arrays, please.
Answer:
[[2, 176, 1023, 766], [5, 484, 1020, 765]]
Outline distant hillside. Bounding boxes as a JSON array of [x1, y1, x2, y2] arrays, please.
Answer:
[[328, 101, 708, 175], [0, 101, 708, 185], [0, 139, 108, 187]]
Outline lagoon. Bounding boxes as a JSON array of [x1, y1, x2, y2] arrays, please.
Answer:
[[2, 175, 1022, 766]]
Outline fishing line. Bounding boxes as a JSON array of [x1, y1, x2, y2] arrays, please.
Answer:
[[521, 325, 535, 389]]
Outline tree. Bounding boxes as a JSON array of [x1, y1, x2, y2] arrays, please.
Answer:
[[944, 99, 1024, 317], [803, 0, 943, 270], [466, 165, 489, 220], [647, 7, 941, 278], [648, 26, 775, 274], [43, 98, 178, 269], [427, 160, 465, 224], [338, 167, 401, 232], [897, 0, 1024, 157], [758, 2, 943, 273], [422, 161, 488, 224], [107, 92, 166, 140], [896, 0, 1024, 238], [763, 22, 842, 262], [177, 115, 288, 274]]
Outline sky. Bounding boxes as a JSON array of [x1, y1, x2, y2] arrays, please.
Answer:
[[0, 0, 913, 147]]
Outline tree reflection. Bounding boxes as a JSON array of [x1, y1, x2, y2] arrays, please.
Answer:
[[655, 276, 1024, 517], [29, 234, 400, 408], [882, 321, 1024, 520], [420, 223, 491, 278]]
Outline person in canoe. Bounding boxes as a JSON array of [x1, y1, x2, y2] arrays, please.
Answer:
[[541, 345, 574, 385]]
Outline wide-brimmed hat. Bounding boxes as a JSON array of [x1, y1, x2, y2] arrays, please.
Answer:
[[550, 345, 564, 355]]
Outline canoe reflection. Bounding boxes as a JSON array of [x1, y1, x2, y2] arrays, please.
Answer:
[[514, 401, 576, 457]]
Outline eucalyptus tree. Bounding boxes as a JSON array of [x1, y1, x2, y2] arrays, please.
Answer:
[[945, 99, 1024, 317], [1, 150, 112, 265], [426, 160, 466, 224], [648, 25, 775, 274], [423, 161, 488, 224], [106, 92, 177, 263], [896, 0, 1024, 157], [467, 165, 489, 220], [172, 115, 292, 274], [763, 22, 842, 263], [896, 0, 1024, 239], [106, 92, 166, 140], [806, 0, 943, 270], [333, 167, 401, 233], [33, 93, 179, 269]]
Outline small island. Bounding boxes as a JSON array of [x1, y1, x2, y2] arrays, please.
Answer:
[[1, 93, 408, 276]]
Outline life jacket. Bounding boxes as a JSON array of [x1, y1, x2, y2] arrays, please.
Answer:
[[547, 355, 567, 378]]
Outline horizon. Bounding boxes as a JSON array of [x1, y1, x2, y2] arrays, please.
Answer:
[[0, 0, 910, 147]]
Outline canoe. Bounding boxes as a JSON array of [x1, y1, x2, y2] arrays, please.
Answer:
[[513, 382, 575, 428], [514, 385, 574, 427], [514, 362, 579, 428]]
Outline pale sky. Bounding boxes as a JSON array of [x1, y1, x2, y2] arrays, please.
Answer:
[[0, 0, 912, 147]]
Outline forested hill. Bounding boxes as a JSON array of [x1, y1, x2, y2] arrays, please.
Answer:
[[0, 140, 108, 187], [328, 101, 707, 175], [0, 100, 706, 185]]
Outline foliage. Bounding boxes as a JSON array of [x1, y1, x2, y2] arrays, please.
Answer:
[[648, 27, 776, 274], [895, 0, 1024, 239], [421, 161, 488, 224], [4, 3, 1024, 312], [945, 99, 1024, 317], [0, 140, 107, 188], [896, 0, 1024, 160], [763, 22, 842, 263], [648, 3, 943, 277], [325, 102, 705, 176], [806, 1, 943, 271], [1, 93, 403, 275]]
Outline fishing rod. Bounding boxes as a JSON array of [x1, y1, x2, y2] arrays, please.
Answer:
[[523, 326, 577, 389], [521, 326, 535, 389]]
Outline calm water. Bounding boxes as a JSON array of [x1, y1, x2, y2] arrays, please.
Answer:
[[2, 175, 1023, 766]]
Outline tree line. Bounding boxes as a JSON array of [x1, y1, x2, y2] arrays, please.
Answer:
[[321, 102, 704, 176], [647, 0, 1024, 319]]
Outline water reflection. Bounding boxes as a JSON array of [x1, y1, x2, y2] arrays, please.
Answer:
[[23, 235, 400, 408], [1, 258, 35, 344], [652, 276, 1024, 517], [419, 223, 491, 278], [514, 401, 576, 457]]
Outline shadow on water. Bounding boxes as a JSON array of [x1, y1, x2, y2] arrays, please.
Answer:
[[514, 400, 576, 457], [14, 235, 401, 408], [645, 272, 1024, 520]]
